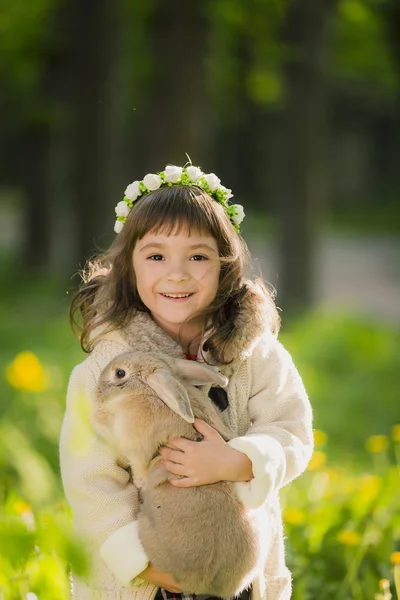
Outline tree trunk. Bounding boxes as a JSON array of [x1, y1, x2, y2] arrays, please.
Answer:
[[20, 123, 52, 270], [276, 0, 337, 315], [135, 0, 210, 174], [18, 44, 64, 271], [65, 0, 117, 265], [383, 0, 400, 203]]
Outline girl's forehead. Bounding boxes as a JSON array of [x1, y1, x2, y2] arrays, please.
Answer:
[[138, 228, 218, 247]]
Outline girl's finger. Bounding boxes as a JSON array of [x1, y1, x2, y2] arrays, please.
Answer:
[[166, 437, 195, 451], [169, 476, 198, 488], [163, 460, 187, 476], [193, 418, 220, 438], [159, 447, 184, 463]]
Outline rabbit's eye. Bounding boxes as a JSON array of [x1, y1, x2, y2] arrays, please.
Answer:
[[115, 369, 126, 379]]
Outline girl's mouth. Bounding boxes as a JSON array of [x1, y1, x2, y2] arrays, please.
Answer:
[[160, 292, 194, 300]]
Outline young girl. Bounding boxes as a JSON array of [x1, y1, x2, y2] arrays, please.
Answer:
[[60, 163, 313, 600]]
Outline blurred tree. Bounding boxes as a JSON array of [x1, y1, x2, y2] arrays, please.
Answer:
[[63, 0, 119, 263], [132, 0, 210, 174], [206, 0, 288, 206], [0, 0, 63, 269], [329, 0, 397, 215], [383, 0, 400, 200], [276, 0, 338, 314]]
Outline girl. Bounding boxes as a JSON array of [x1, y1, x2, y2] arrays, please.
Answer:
[[60, 163, 313, 600]]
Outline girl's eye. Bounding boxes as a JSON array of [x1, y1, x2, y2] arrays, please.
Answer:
[[148, 254, 164, 261], [191, 255, 208, 261]]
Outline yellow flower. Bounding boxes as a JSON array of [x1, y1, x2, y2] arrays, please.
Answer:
[[337, 530, 361, 546], [5, 351, 48, 392], [307, 451, 327, 471], [12, 500, 35, 530], [313, 429, 327, 448], [13, 500, 31, 514], [379, 579, 390, 591], [366, 435, 389, 454], [394, 563, 400, 600], [324, 467, 339, 482], [283, 508, 306, 525], [392, 425, 400, 443], [359, 474, 382, 502], [391, 552, 400, 565]]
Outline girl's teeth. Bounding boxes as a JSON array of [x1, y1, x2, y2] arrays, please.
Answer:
[[163, 293, 191, 298]]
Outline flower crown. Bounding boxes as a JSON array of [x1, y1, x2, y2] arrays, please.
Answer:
[[114, 164, 245, 234]]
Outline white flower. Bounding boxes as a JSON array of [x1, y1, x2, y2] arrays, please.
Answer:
[[186, 166, 203, 182], [114, 220, 124, 234], [203, 173, 221, 192], [115, 200, 130, 218], [143, 173, 162, 191], [21, 509, 35, 531], [124, 180, 141, 201], [231, 204, 245, 225], [219, 185, 233, 199], [164, 165, 183, 183], [26, 594, 38, 600]]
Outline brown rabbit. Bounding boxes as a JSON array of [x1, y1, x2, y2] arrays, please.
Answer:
[[95, 352, 270, 598]]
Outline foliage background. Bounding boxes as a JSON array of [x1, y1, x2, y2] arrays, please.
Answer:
[[0, 0, 399, 598]]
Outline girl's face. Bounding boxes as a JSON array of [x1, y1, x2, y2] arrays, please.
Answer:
[[132, 229, 220, 343]]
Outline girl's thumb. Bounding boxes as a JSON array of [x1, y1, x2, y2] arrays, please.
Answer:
[[193, 418, 214, 437]]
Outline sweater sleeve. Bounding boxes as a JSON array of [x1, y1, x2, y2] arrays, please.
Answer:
[[227, 335, 313, 509], [59, 362, 150, 585]]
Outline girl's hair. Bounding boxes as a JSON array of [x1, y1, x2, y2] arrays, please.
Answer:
[[70, 185, 280, 364]]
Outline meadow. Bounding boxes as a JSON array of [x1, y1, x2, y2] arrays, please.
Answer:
[[1, 277, 399, 600]]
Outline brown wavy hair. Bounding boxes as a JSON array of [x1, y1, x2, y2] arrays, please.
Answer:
[[70, 185, 280, 364]]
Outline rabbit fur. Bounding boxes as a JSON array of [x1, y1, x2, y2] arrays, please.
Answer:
[[95, 351, 270, 598]]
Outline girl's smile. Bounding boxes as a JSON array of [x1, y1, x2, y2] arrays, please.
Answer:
[[160, 293, 194, 301], [132, 230, 220, 345]]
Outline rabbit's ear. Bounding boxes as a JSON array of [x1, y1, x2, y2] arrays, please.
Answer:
[[170, 359, 228, 388], [146, 369, 195, 423]]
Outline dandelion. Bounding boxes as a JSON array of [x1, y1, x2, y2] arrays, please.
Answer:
[[337, 529, 361, 546], [283, 508, 306, 525], [359, 474, 382, 503], [13, 500, 31, 514], [324, 467, 339, 482], [379, 579, 391, 591], [13, 500, 35, 531], [375, 579, 392, 600], [26, 593, 38, 600], [393, 555, 400, 600], [5, 351, 48, 392], [366, 435, 389, 454], [313, 429, 327, 448], [391, 425, 400, 443], [306, 451, 326, 471], [391, 552, 400, 565]]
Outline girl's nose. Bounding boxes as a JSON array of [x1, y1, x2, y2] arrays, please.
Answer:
[[167, 271, 190, 282], [167, 260, 190, 282]]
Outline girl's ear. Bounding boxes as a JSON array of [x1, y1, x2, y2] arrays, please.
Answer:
[[145, 369, 195, 423], [170, 358, 228, 388]]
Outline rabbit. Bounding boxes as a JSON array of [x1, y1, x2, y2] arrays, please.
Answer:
[[95, 351, 270, 598]]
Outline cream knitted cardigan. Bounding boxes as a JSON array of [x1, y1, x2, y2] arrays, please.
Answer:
[[59, 307, 313, 600]]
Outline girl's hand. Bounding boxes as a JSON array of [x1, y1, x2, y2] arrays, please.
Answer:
[[159, 418, 254, 487], [138, 563, 182, 593]]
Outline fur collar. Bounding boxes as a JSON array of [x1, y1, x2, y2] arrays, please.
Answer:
[[94, 291, 272, 377]]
